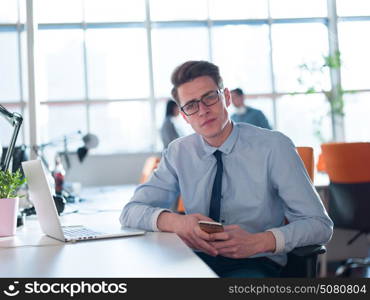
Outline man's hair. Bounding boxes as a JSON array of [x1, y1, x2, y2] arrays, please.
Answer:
[[171, 60, 224, 105], [231, 88, 244, 96]]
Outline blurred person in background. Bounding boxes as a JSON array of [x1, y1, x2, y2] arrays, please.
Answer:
[[160, 99, 181, 148], [231, 88, 271, 129]]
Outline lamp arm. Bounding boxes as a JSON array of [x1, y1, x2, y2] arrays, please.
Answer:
[[0, 105, 23, 171], [0, 105, 15, 121]]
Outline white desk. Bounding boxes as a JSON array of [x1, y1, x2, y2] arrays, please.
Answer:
[[0, 185, 217, 278]]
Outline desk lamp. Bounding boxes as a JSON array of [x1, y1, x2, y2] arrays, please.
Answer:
[[0, 104, 23, 172], [32, 131, 99, 211], [77, 133, 99, 162]]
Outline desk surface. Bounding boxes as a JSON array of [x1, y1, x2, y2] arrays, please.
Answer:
[[0, 186, 217, 278]]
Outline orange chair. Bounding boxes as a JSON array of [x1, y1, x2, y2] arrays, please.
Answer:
[[139, 156, 185, 213], [321, 142, 370, 277], [140, 156, 160, 184], [296, 146, 314, 182]]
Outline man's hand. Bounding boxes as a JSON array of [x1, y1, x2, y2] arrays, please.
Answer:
[[209, 225, 276, 259], [157, 212, 218, 256]]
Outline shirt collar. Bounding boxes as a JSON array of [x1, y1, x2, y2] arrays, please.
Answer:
[[199, 121, 239, 158]]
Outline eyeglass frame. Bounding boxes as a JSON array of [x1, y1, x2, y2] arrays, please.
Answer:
[[180, 89, 224, 116]]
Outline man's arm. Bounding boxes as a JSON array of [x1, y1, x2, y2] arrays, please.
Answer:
[[120, 149, 179, 231], [267, 133, 333, 253], [119, 149, 219, 256]]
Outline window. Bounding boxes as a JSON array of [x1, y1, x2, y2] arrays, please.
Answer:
[[0, 30, 21, 102], [37, 0, 83, 23], [276, 94, 331, 152], [272, 22, 329, 93], [0, 0, 26, 146], [338, 21, 370, 90], [86, 27, 149, 100], [39, 103, 87, 147], [38, 29, 85, 101], [209, 0, 268, 20], [336, 0, 370, 16], [344, 92, 370, 142], [84, 0, 145, 22], [89, 101, 152, 153], [269, 0, 327, 18], [152, 26, 209, 98], [150, 0, 208, 21], [1, 0, 370, 155], [212, 24, 272, 93]]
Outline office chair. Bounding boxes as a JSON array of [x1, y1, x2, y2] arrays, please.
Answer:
[[140, 156, 185, 213], [321, 142, 370, 277], [280, 147, 326, 278], [139, 156, 160, 184], [140, 147, 326, 277]]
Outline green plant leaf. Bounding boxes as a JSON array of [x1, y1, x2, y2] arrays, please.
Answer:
[[0, 169, 27, 199]]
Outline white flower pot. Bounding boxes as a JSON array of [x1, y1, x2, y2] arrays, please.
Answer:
[[0, 197, 19, 237]]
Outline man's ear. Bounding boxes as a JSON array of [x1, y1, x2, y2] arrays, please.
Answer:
[[180, 111, 190, 124], [224, 88, 231, 108]]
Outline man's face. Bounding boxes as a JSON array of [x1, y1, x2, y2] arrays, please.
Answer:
[[177, 76, 231, 142], [231, 92, 244, 108]]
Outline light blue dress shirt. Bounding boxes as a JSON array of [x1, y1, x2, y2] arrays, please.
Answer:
[[120, 122, 333, 266]]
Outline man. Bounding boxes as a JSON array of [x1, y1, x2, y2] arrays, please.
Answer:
[[231, 88, 271, 129], [120, 60, 333, 277]]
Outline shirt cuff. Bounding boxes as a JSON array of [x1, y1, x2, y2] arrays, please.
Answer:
[[152, 208, 172, 231], [266, 228, 285, 254]]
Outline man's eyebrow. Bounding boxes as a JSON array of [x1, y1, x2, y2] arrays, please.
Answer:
[[183, 90, 215, 105]]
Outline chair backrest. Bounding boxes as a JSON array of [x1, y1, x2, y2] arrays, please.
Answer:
[[321, 142, 370, 183], [140, 156, 160, 184], [296, 146, 314, 182], [321, 142, 370, 231]]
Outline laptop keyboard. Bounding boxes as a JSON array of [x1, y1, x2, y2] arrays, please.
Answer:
[[63, 226, 104, 239]]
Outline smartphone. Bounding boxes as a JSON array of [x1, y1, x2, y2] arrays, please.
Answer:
[[198, 220, 224, 234]]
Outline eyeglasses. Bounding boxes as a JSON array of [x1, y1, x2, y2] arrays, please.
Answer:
[[180, 89, 223, 116]]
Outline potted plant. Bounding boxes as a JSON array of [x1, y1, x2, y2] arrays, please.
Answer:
[[0, 169, 26, 237]]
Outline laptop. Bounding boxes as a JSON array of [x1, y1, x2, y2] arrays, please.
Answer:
[[22, 159, 145, 242]]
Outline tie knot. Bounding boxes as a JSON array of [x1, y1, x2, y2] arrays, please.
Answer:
[[213, 150, 222, 161]]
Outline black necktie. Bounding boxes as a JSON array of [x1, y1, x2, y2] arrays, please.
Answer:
[[209, 150, 223, 222]]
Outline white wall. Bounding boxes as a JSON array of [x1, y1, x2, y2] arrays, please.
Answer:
[[64, 152, 161, 187]]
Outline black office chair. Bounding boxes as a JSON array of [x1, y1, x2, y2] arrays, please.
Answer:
[[321, 142, 370, 277], [281, 245, 326, 277]]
